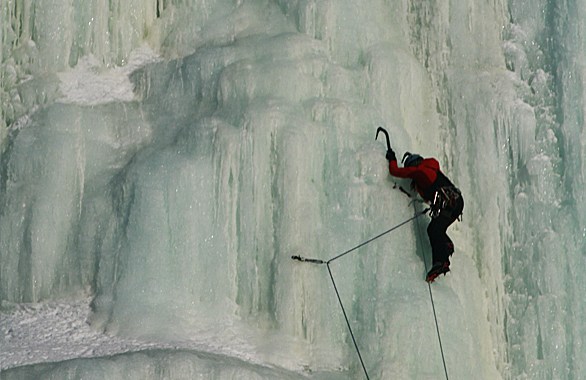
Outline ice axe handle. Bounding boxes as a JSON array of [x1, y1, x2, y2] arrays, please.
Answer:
[[376, 127, 392, 151]]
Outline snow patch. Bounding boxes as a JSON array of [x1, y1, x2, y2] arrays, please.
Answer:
[[57, 45, 161, 105], [0, 298, 161, 370]]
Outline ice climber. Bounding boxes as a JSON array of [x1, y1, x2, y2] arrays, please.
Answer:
[[386, 148, 464, 282]]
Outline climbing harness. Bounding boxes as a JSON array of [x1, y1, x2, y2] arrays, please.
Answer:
[[431, 186, 463, 221]]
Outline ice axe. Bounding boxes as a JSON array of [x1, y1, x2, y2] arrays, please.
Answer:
[[376, 127, 392, 151], [376, 126, 412, 197]]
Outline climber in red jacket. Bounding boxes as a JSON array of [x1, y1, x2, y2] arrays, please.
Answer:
[[386, 148, 464, 282]]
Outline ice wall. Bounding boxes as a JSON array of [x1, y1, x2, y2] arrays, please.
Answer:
[[2, 0, 586, 379], [500, 1, 586, 378]]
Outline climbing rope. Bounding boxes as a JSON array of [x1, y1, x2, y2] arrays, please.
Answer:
[[292, 209, 429, 266], [326, 262, 370, 379], [292, 209, 429, 380], [413, 203, 450, 380]]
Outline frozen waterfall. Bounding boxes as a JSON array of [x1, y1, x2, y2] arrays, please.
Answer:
[[1, 0, 586, 379]]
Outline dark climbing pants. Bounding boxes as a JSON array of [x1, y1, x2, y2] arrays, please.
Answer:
[[427, 195, 464, 264]]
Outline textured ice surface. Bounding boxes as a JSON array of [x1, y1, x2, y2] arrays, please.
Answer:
[[2, 0, 586, 379]]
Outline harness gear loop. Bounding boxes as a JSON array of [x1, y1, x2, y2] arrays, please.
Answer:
[[430, 186, 463, 221]]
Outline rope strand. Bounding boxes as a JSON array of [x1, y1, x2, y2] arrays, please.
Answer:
[[292, 209, 450, 379], [292, 209, 429, 265], [327, 263, 370, 380], [413, 204, 449, 380], [327, 209, 429, 264], [293, 211, 429, 379]]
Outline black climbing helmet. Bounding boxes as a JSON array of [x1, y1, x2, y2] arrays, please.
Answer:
[[402, 152, 423, 167]]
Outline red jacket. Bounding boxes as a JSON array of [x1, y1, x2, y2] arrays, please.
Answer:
[[389, 158, 444, 202]]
